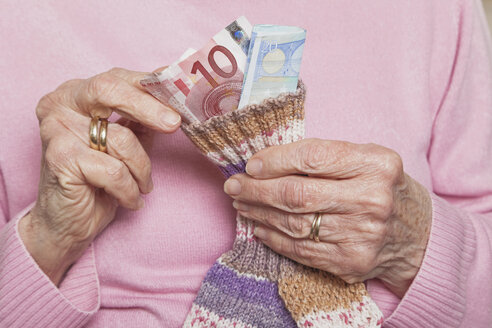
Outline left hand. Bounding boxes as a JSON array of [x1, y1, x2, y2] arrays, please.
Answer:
[[224, 138, 432, 298]]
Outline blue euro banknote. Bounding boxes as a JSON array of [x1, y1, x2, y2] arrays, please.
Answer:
[[238, 24, 306, 109]]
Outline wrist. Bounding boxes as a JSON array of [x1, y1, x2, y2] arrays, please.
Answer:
[[18, 210, 86, 286], [379, 174, 432, 298]]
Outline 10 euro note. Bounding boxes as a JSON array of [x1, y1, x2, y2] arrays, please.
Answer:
[[140, 16, 252, 123], [238, 25, 306, 109]]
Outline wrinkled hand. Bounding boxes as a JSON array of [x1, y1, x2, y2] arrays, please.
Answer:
[[224, 138, 432, 297], [19, 67, 179, 285]]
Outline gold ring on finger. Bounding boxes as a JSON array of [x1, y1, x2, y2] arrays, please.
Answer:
[[89, 116, 100, 150], [309, 212, 322, 242], [98, 118, 108, 153]]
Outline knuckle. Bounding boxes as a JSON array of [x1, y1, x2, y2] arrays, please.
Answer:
[[107, 67, 126, 76], [280, 179, 308, 210], [285, 214, 311, 238], [36, 78, 86, 120], [297, 139, 328, 172], [107, 161, 128, 181], [378, 223, 389, 239], [37, 79, 84, 121], [36, 92, 60, 121], [381, 150, 403, 181], [370, 191, 394, 219], [87, 73, 118, 100], [39, 116, 58, 143], [373, 223, 388, 245], [363, 221, 388, 245], [56, 78, 83, 93]]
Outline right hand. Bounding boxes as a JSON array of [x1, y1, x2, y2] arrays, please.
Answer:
[[18, 67, 180, 285]]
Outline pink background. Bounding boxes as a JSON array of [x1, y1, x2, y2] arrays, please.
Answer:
[[1, 1, 491, 327]]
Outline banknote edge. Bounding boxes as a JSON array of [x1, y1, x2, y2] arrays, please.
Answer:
[[182, 79, 305, 131]]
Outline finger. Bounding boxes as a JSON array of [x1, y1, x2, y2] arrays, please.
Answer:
[[233, 201, 313, 239], [105, 122, 154, 193], [78, 148, 144, 210], [255, 224, 381, 283], [116, 117, 155, 154], [108, 67, 157, 91], [245, 138, 373, 179], [253, 224, 339, 269], [70, 68, 181, 132], [236, 203, 375, 244], [50, 112, 154, 194], [224, 173, 353, 213]]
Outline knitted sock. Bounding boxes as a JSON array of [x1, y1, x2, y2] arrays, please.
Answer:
[[180, 81, 383, 328]]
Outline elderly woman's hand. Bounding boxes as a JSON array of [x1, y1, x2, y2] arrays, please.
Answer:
[[19, 68, 180, 285], [224, 138, 432, 298]]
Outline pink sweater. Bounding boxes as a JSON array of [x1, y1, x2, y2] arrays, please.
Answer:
[[1, 0, 491, 327]]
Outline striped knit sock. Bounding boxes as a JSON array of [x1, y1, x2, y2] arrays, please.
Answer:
[[180, 81, 383, 328]]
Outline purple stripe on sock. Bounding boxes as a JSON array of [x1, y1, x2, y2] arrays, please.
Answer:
[[218, 160, 247, 178], [194, 262, 296, 327], [204, 263, 283, 308]]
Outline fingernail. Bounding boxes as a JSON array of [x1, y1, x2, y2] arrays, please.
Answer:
[[246, 159, 263, 176], [160, 110, 181, 129], [232, 200, 249, 211], [224, 178, 241, 196], [254, 226, 265, 239]]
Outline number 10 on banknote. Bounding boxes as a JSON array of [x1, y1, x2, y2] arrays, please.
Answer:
[[141, 17, 252, 123]]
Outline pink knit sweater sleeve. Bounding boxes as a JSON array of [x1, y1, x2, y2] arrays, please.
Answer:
[[0, 182, 100, 326], [368, 1, 492, 327]]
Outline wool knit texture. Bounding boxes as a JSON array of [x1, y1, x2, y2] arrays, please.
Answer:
[[180, 82, 383, 328]]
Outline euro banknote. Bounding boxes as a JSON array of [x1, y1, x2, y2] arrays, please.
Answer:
[[141, 17, 252, 123], [238, 25, 306, 109]]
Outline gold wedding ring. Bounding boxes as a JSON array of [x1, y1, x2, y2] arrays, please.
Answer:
[[89, 116, 100, 150], [309, 212, 322, 242], [99, 118, 108, 153], [89, 116, 109, 153]]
